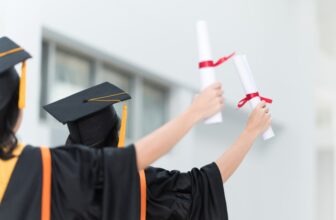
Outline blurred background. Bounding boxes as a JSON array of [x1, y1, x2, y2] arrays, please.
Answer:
[[0, 0, 335, 219]]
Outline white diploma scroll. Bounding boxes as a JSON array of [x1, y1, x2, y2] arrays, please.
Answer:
[[233, 55, 275, 140], [196, 20, 222, 124]]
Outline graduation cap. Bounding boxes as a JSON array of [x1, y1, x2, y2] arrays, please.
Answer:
[[44, 82, 131, 147], [0, 37, 32, 109]]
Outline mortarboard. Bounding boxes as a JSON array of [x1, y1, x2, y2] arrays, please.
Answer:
[[0, 37, 32, 109], [44, 82, 131, 147]]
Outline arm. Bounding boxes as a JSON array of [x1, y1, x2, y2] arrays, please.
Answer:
[[145, 164, 228, 220], [215, 101, 272, 182], [135, 82, 224, 170]]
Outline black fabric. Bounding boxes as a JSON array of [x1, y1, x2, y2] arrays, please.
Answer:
[[66, 106, 120, 148], [0, 37, 31, 74], [0, 68, 19, 110], [0, 146, 42, 220], [145, 163, 228, 220], [0, 36, 31, 110], [43, 82, 131, 124], [0, 144, 140, 220]]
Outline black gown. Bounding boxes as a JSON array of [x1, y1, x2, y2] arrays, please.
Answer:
[[0, 144, 140, 220], [145, 163, 228, 220]]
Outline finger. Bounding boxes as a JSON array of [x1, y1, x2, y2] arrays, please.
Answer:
[[218, 101, 225, 109], [216, 89, 224, 96], [219, 97, 225, 104], [215, 96, 224, 104], [211, 81, 222, 89], [257, 101, 266, 109], [211, 98, 224, 109], [265, 114, 272, 121], [266, 117, 272, 127], [220, 102, 225, 110]]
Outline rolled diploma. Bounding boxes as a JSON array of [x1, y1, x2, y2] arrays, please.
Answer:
[[196, 20, 222, 124], [233, 55, 275, 140]]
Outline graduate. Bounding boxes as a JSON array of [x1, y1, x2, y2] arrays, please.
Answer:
[[45, 83, 271, 219], [0, 37, 226, 220]]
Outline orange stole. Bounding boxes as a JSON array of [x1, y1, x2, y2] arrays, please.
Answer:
[[139, 170, 147, 220], [118, 104, 147, 220], [40, 147, 51, 220]]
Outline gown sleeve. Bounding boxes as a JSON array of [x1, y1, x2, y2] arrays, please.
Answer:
[[50, 144, 140, 220], [145, 163, 228, 220]]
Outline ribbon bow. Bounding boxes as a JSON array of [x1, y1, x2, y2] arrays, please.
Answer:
[[238, 92, 272, 108], [199, 52, 235, 69]]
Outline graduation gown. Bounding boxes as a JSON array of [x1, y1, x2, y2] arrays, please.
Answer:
[[0, 144, 140, 220], [145, 163, 228, 220]]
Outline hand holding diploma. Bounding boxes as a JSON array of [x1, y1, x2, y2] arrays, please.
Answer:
[[245, 101, 272, 137], [135, 82, 224, 169], [233, 54, 275, 140], [196, 20, 234, 124], [189, 82, 225, 121], [216, 101, 272, 182]]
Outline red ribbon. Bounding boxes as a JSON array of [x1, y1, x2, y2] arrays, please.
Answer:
[[199, 52, 236, 69], [237, 92, 272, 108]]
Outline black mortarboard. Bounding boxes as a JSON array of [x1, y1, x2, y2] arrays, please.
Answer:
[[44, 82, 131, 147], [0, 37, 32, 110], [44, 82, 131, 124]]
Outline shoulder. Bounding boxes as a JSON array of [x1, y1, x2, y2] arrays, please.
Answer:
[[21, 144, 43, 155], [145, 166, 186, 185], [199, 162, 222, 180], [102, 144, 136, 154], [49, 144, 135, 162], [49, 144, 101, 163]]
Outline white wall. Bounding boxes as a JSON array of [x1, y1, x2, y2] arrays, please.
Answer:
[[41, 1, 316, 220], [1, 0, 318, 219]]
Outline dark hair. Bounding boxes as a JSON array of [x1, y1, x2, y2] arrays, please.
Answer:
[[0, 88, 20, 160]]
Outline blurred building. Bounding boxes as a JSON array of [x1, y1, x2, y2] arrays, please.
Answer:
[[315, 0, 336, 220], [1, 0, 333, 219]]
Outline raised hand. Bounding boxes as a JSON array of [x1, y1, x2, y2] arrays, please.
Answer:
[[245, 101, 272, 137], [189, 82, 225, 122]]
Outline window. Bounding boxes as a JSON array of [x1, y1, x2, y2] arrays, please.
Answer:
[[97, 65, 131, 93], [41, 35, 169, 145], [39, 41, 49, 119], [142, 81, 167, 136], [51, 49, 92, 102]]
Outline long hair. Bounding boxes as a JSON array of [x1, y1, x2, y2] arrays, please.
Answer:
[[0, 88, 20, 160]]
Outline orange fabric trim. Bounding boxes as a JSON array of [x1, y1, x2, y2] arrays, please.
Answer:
[[0, 48, 23, 57], [18, 61, 26, 109], [0, 143, 25, 203], [87, 92, 126, 102], [40, 147, 52, 220], [115, 104, 146, 220], [139, 170, 147, 220], [117, 104, 128, 148]]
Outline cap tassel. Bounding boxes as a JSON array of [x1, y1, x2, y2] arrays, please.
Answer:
[[117, 104, 128, 148], [18, 61, 26, 109]]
